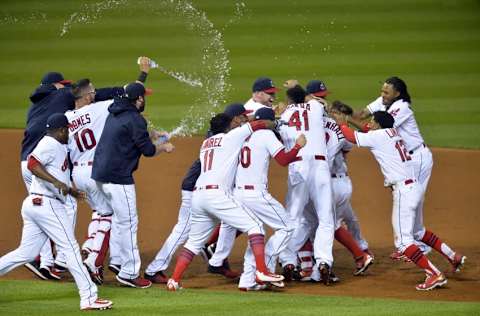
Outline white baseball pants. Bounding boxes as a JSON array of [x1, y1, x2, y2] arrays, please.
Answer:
[[96, 182, 140, 279], [234, 188, 294, 288], [146, 190, 192, 274], [184, 189, 263, 255], [283, 160, 335, 267], [0, 195, 97, 308]]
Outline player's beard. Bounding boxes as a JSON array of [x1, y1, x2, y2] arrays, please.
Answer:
[[138, 99, 146, 113]]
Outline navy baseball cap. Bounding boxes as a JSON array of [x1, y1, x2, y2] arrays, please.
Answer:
[[306, 80, 329, 97], [254, 107, 275, 121], [41, 72, 72, 85], [252, 77, 279, 94], [125, 82, 152, 100], [223, 103, 252, 118], [46, 113, 70, 129]]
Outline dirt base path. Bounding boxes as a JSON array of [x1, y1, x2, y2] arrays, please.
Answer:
[[1, 131, 479, 301]]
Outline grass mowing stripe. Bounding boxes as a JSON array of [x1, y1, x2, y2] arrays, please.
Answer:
[[0, 280, 479, 315]]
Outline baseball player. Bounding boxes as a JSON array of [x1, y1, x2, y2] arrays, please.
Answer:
[[348, 77, 466, 270], [333, 110, 450, 290], [21, 71, 125, 279], [166, 111, 285, 291], [143, 104, 249, 284], [0, 113, 112, 310], [92, 82, 174, 289], [205, 78, 281, 272], [277, 85, 335, 285], [65, 58, 155, 284], [244, 77, 278, 114], [236, 107, 306, 291]]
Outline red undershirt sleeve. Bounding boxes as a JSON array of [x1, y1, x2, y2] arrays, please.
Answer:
[[27, 155, 41, 171], [249, 120, 267, 131], [274, 144, 302, 166], [340, 124, 357, 144]]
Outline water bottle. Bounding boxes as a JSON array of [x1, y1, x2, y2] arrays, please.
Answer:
[[137, 57, 159, 69]]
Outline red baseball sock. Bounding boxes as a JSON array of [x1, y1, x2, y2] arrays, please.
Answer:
[[206, 224, 221, 246], [421, 229, 455, 261], [95, 230, 110, 267], [335, 227, 364, 259], [403, 244, 440, 275], [298, 240, 313, 273], [248, 234, 268, 273], [171, 248, 195, 282]]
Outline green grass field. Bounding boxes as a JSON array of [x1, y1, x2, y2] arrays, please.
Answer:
[[0, 0, 479, 147], [1, 280, 479, 315]]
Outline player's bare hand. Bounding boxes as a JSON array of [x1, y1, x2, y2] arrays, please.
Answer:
[[53, 180, 69, 195], [273, 102, 287, 116], [156, 142, 174, 154], [69, 188, 86, 200], [283, 79, 299, 89], [138, 56, 151, 73], [295, 134, 307, 148]]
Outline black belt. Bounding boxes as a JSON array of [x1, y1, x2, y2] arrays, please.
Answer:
[[31, 193, 61, 202], [408, 143, 425, 155]]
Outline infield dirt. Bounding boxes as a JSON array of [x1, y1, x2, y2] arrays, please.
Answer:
[[1, 131, 479, 302]]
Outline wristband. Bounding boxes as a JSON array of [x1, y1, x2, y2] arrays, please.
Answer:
[[137, 71, 148, 83]]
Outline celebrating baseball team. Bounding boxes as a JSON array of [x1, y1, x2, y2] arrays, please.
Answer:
[[0, 56, 467, 310]]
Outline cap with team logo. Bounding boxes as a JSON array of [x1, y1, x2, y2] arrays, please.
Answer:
[[125, 82, 153, 100], [46, 113, 70, 129], [306, 80, 329, 97], [223, 103, 252, 118], [252, 77, 279, 94], [254, 107, 275, 121], [41, 72, 72, 85]]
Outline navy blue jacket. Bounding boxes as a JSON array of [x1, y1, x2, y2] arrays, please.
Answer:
[[20, 85, 124, 161], [92, 97, 156, 185]]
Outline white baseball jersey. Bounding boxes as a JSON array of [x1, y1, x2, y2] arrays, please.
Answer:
[[324, 116, 349, 170], [279, 100, 328, 156], [367, 97, 424, 152], [235, 130, 284, 188], [355, 128, 415, 186], [65, 100, 112, 163], [29, 136, 70, 202], [244, 98, 267, 114], [196, 123, 254, 190]]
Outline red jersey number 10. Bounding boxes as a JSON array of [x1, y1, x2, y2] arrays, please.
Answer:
[[288, 110, 309, 131], [74, 128, 96, 153]]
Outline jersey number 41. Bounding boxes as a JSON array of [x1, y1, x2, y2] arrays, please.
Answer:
[[288, 110, 309, 131]]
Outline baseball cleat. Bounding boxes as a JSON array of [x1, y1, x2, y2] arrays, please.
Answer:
[[354, 254, 374, 276], [390, 250, 412, 263], [282, 264, 296, 282], [144, 271, 169, 284], [270, 280, 285, 288], [363, 249, 375, 261], [207, 260, 240, 279], [415, 273, 447, 291], [116, 275, 152, 289], [84, 261, 103, 285], [80, 298, 113, 311], [40, 266, 61, 280], [292, 268, 312, 282], [238, 284, 268, 291], [108, 264, 121, 275], [450, 254, 466, 273], [53, 263, 67, 274], [255, 271, 284, 283], [318, 262, 331, 285], [25, 260, 47, 280], [166, 278, 182, 291]]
